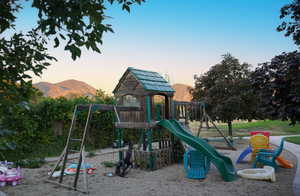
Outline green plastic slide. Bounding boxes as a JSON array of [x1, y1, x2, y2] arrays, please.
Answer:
[[157, 119, 236, 181]]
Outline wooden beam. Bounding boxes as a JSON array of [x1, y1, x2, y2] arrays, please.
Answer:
[[115, 121, 158, 129], [77, 104, 141, 111]]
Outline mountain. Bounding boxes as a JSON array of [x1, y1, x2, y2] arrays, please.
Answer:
[[33, 79, 97, 98], [33, 80, 193, 101], [172, 83, 193, 102]]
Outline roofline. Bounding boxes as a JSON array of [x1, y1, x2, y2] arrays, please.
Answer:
[[112, 67, 131, 94], [113, 67, 175, 95]]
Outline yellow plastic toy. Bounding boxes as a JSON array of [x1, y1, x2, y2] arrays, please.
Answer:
[[250, 134, 269, 161]]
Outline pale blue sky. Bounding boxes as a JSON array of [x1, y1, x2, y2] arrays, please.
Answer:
[[10, 0, 296, 93]]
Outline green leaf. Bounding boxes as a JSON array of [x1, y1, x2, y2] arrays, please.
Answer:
[[122, 4, 130, 12], [59, 33, 66, 40], [0, 129, 15, 136], [5, 142, 16, 150], [54, 37, 59, 48]]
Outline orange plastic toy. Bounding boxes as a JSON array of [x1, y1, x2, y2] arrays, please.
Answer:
[[276, 156, 294, 168]]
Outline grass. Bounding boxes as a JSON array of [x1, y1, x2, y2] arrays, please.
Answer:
[[190, 120, 300, 137], [285, 136, 300, 145]]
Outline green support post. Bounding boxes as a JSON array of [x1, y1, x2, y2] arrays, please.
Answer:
[[146, 96, 152, 151], [155, 104, 162, 149], [116, 128, 123, 161], [145, 96, 154, 169], [113, 107, 123, 162]]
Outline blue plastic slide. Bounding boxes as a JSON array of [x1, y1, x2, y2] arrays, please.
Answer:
[[236, 146, 252, 163]]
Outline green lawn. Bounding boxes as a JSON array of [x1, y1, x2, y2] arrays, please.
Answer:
[[190, 120, 300, 137], [285, 136, 300, 145]]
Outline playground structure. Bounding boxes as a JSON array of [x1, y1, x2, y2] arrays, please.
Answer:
[[112, 67, 183, 170], [46, 67, 237, 193]]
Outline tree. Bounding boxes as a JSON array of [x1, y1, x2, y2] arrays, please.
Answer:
[[252, 0, 300, 125], [192, 54, 258, 136], [277, 0, 300, 46], [251, 51, 300, 125], [0, 0, 144, 119]]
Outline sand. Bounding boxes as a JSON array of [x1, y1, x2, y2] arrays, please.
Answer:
[[2, 140, 297, 196]]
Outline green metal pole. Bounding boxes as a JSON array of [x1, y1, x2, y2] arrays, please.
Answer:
[[120, 128, 124, 160], [155, 104, 162, 149], [116, 128, 123, 161], [146, 96, 154, 169], [146, 96, 152, 151]]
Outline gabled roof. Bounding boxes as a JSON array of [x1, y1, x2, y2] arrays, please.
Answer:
[[113, 67, 174, 94]]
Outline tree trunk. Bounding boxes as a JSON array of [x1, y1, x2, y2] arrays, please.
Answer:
[[227, 121, 233, 138]]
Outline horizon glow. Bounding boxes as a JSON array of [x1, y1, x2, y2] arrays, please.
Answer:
[[9, 0, 297, 93]]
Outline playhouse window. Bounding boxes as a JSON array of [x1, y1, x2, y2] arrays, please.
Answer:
[[123, 95, 140, 107]]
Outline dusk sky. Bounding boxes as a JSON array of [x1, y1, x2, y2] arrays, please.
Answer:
[[16, 0, 296, 93]]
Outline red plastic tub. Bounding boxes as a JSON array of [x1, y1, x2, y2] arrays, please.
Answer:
[[250, 131, 270, 138]]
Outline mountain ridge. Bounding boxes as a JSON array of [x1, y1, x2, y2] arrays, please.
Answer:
[[33, 79, 97, 98], [33, 80, 192, 101]]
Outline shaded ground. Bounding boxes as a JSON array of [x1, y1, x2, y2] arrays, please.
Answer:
[[2, 140, 297, 196]]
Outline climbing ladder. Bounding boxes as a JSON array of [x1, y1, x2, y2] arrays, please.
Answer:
[[46, 104, 93, 194]]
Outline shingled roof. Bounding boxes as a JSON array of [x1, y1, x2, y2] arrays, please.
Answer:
[[113, 67, 174, 95]]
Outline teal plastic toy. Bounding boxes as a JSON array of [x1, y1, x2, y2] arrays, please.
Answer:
[[253, 138, 285, 170], [184, 149, 211, 179]]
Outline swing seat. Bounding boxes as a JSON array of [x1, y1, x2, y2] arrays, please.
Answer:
[[184, 149, 210, 179]]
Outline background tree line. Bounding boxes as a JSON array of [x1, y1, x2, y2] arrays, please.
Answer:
[[192, 0, 300, 135]]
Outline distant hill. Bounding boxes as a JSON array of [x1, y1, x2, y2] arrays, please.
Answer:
[[172, 83, 193, 102], [34, 80, 193, 101], [33, 79, 97, 98]]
